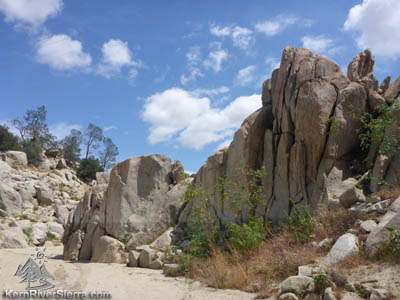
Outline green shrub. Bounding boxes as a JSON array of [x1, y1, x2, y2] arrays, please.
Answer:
[[46, 232, 56, 241], [226, 216, 266, 254], [77, 157, 104, 182], [349, 101, 400, 157], [313, 271, 331, 292], [187, 205, 217, 258], [22, 141, 43, 167], [0, 125, 21, 151], [379, 227, 400, 263], [285, 201, 316, 244], [118, 237, 128, 245]]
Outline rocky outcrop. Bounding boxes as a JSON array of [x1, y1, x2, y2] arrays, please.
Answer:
[[0, 151, 28, 169], [63, 155, 191, 262], [0, 150, 87, 249], [176, 47, 375, 238], [365, 197, 400, 257]]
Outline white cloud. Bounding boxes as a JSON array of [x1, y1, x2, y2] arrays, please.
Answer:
[[344, 0, 400, 58], [265, 57, 280, 71], [231, 26, 253, 50], [180, 69, 203, 85], [141, 88, 261, 149], [210, 24, 253, 50], [236, 65, 256, 86], [191, 86, 229, 97], [216, 139, 231, 151], [210, 24, 231, 37], [98, 39, 142, 78], [186, 46, 201, 63], [301, 35, 333, 53], [103, 125, 117, 132], [36, 34, 92, 70], [255, 15, 298, 36], [180, 46, 203, 85], [0, 0, 62, 28], [49, 122, 82, 140], [204, 49, 228, 72], [255, 15, 312, 37], [301, 35, 343, 56]]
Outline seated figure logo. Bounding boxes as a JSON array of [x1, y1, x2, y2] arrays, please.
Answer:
[[14, 248, 55, 291]]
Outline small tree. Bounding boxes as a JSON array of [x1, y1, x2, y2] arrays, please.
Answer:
[[62, 129, 82, 163], [0, 125, 22, 151], [12, 105, 56, 166], [77, 157, 104, 182], [12, 105, 55, 147], [99, 137, 119, 170], [83, 123, 103, 159]]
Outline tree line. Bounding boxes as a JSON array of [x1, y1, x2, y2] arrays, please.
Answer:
[[0, 105, 119, 180]]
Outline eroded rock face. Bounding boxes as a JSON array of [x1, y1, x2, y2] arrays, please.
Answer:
[[177, 47, 369, 234], [63, 155, 191, 261]]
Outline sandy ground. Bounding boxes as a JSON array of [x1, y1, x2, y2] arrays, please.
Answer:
[[0, 247, 255, 300]]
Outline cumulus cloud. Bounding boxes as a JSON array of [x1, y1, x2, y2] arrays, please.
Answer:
[[180, 46, 203, 85], [36, 34, 92, 70], [49, 122, 82, 140], [98, 39, 143, 78], [344, 0, 400, 58], [0, 0, 62, 29], [141, 88, 261, 149], [236, 65, 256, 86], [203, 48, 228, 72], [255, 15, 312, 36]]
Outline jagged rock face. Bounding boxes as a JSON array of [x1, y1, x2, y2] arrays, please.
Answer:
[[63, 155, 190, 261], [178, 47, 371, 232]]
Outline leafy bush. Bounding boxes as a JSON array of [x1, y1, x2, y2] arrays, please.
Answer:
[[313, 271, 331, 292], [285, 201, 316, 244], [379, 227, 400, 263], [187, 205, 217, 258], [0, 125, 21, 151], [226, 216, 266, 253], [46, 232, 56, 241], [349, 101, 400, 157], [22, 141, 43, 167], [77, 157, 104, 182]]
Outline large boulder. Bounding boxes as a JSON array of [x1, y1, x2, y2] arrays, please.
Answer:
[[90, 236, 127, 264], [36, 186, 54, 205], [63, 155, 190, 261], [365, 197, 400, 257], [323, 233, 359, 265], [105, 155, 190, 248], [0, 226, 29, 248], [0, 151, 27, 169], [0, 183, 22, 215], [279, 275, 315, 297]]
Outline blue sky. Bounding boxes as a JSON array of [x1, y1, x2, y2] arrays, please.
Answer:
[[1, 0, 400, 173]]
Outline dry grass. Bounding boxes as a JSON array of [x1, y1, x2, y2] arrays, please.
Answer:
[[374, 186, 400, 201], [187, 232, 321, 293], [185, 205, 361, 295]]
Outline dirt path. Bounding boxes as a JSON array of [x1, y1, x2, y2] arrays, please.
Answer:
[[0, 247, 255, 300]]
